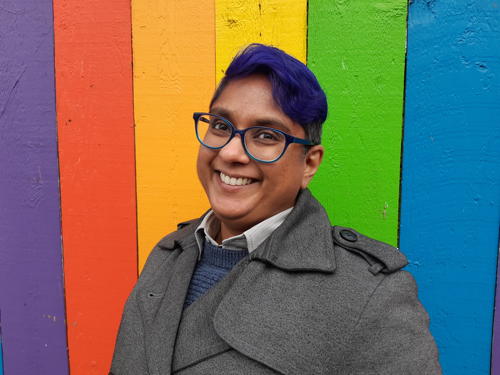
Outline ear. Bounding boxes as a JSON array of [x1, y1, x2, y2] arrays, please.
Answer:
[[301, 145, 324, 189]]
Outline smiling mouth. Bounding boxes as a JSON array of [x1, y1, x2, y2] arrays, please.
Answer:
[[219, 171, 256, 186]]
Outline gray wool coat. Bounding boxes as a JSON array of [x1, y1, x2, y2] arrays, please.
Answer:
[[110, 189, 441, 375]]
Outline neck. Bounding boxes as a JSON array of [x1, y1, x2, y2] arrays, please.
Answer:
[[214, 204, 296, 243]]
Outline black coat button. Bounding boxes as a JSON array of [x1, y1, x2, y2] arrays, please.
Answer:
[[340, 229, 357, 242]]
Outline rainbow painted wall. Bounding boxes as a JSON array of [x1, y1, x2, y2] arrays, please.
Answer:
[[0, 1, 498, 374]]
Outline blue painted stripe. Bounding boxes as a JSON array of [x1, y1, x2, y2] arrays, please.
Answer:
[[492, 242, 500, 374], [400, 1, 500, 374]]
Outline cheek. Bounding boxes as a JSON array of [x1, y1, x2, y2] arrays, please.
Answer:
[[197, 147, 213, 168], [196, 148, 213, 184], [265, 156, 305, 194]]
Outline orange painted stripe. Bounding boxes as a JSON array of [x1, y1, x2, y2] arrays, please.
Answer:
[[53, 1, 137, 374], [132, 0, 215, 271]]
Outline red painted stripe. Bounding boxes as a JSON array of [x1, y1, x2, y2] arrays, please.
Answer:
[[53, 1, 137, 374]]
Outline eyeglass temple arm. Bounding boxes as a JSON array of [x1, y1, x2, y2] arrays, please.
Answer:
[[291, 136, 316, 146]]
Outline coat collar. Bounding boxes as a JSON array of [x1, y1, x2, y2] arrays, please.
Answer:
[[250, 188, 336, 273], [158, 188, 336, 274]]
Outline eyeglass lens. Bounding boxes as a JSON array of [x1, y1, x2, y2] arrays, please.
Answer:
[[196, 114, 287, 162]]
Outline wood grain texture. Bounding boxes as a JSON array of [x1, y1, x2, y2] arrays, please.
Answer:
[[53, 1, 138, 373], [401, 1, 500, 374], [216, 0, 307, 82], [0, 0, 69, 373], [307, 0, 408, 246], [132, 0, 215, 271]]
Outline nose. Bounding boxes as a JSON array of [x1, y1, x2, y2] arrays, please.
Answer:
[[218, 134, 251, 163]]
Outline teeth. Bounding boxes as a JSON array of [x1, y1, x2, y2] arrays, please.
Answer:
[[220, 172, 253, 186]]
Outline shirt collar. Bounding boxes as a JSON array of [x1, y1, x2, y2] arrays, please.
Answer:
[[158, 189, 338, 273], [195, 207, 293, 257]]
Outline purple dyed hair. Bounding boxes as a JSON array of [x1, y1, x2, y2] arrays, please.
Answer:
[[210, 44, 328, 144]]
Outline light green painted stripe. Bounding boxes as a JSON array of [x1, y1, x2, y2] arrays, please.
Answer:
[[307, 0, 408, 246]]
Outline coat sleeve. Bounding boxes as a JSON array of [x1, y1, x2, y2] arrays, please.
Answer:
[[109, 287, 149, 375], [343, 270, 442, 375]]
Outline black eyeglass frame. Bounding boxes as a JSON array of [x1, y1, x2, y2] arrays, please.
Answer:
[[193, 112, 316, 163]]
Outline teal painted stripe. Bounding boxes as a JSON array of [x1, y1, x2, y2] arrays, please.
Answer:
[[307, 0, 408, 245], [0, 341, 3, 374], [0, 310, 3, 374], [400, 1, 500, 374]]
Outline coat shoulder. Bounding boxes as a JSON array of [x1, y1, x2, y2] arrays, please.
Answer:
[[155, 218, 201, 249], [331, 225, 408, 276], [138, 217, 201, 283]]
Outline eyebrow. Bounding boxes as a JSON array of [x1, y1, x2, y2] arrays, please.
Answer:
[[210, 107, 292, 133]]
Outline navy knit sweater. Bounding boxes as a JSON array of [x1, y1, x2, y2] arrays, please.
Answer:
[[183, 240, 249, 308]]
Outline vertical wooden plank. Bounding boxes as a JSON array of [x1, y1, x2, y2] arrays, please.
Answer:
[[132, 0, 215, 270], [52, 1, 138, 373], [401, 1, 500, 374], [216, 0, 307, 82], [0, 0, 69, 373], [0, 324, 3, 375], [307, 0, 408, 246], [0, 311, 3, 375], [493, 240, 500, 374]]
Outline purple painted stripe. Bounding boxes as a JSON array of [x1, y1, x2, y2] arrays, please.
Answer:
[[0, 1, 69, 374]]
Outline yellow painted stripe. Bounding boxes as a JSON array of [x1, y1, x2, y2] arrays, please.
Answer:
[[132, 0, 215, 271], [216, 0, 307, 82]]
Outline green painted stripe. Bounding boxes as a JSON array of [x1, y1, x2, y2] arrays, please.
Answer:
[[307, 0, 408, 246]]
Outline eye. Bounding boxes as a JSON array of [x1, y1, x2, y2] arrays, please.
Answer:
[[257, 131, 277, 140], [252, 128, 283, 143], [211, 120, 229, 131]]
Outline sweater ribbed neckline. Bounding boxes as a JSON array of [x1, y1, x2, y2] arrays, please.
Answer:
[[201, 240, 248, 269]]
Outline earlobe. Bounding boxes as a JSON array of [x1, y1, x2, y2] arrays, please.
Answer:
[[301, 145, 324, 189]]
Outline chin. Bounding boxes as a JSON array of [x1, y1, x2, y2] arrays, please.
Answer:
[[211, 204, 251, 222]]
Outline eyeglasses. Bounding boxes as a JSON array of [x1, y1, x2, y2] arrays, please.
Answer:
[[193, 112, 316, 163]]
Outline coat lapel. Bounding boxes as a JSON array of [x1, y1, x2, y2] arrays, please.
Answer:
[[172, 258, 250, 372], [213, 189, 338, 375], [139, 235, 199, 375]]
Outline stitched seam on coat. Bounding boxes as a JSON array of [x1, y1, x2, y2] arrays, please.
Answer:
[[338, 275, 387, 371], [352, 275, 387, 332]]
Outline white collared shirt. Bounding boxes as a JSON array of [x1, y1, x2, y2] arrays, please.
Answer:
[[194, 207, 293, 257]]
